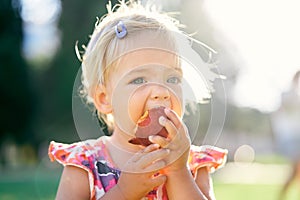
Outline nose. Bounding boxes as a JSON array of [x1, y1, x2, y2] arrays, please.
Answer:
[[150, 85, 170, 101]]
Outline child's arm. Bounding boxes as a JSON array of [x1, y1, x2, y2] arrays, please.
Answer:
[[195, 167, 216, 200], [165, 166, 215, 200], [56, 166, 90, 200], [164, 160, 216, 200], [165, 167, 208, 200]]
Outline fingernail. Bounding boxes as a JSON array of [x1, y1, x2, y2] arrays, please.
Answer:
[[164, 108, 171, 114], [152, 143, 159, 147], [149, 135, 155, 141], [159, 116, 166, 126], [149, 143, 159, 149]]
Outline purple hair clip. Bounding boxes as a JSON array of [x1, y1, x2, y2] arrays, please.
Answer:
[[115, 21, 127, 39]]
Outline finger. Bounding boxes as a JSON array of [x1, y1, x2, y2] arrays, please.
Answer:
[[138, 148, 169, 169], [164, 108, 182, 129], [182, 124, 191, 139], [143, 143, 160, 153], [159, 116, 178, 139], [149, 135, 170, 147], [150, 174, 167, 188], [144, 160, 166, 172], [131, 143, 160, 162]]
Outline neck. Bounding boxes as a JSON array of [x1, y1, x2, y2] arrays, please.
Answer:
[[105, 127, 143, 169]]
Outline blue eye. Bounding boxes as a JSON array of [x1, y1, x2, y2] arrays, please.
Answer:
[[167, 76, 181, 84], [130, 77, 146, 84]]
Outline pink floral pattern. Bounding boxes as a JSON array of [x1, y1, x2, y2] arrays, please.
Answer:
[[49, 138, 227, 200]]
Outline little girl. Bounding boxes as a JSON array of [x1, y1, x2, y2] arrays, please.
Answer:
[[49, 1, 227, 200]]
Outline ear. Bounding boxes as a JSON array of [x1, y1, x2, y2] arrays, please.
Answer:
[[93, 85, 112, 114]]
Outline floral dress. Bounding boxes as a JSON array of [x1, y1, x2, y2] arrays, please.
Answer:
[[49, 137, 227, 200]]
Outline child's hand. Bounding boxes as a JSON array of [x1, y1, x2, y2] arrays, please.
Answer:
[[117, 144, 169, 199], [149, 108, 191, 172]]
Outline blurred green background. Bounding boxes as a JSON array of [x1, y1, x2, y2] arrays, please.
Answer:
[[0, 0, 299, 199]]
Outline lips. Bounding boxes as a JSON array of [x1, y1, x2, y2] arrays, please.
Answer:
[[128, 106, 168, 146]]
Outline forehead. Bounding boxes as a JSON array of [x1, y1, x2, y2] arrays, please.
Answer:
[[115, 48, 180, 74]]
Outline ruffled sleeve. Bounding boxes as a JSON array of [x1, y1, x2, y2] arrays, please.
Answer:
[[48, 140, 105, 200], [188, 145, 228, 174]]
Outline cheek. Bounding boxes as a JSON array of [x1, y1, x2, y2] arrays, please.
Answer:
[[111, 84, 138, 134], [167, 85, 183, 116], [128, 89, 148, 122], [171, 94, 183, 117], [111, 83, 149, 134]]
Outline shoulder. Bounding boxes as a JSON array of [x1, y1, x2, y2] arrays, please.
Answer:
[[49, 137, 108, 199], [48, 138, 105, 165], [189, 145, 228, 173]]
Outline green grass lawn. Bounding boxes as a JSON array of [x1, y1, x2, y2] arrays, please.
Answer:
[[0, 167, 61, 200], [214, 183, 299, 200], [0, 180, 57, 200], [0, 167, 299, 200]]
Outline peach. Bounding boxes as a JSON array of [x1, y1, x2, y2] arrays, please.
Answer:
[[128, 106, 168, 146]]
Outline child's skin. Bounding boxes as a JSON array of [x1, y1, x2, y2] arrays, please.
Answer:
[[55, 48, 215, 200]]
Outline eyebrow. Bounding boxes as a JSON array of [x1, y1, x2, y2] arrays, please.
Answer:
[[173, 67, 183, 74], [129, 65, 183, 75]]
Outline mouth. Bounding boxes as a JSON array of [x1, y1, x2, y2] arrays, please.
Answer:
[[149, 105, 167, 109], [130, 106, 169, 146], [140, 105, 169, 119], [145, 102, 171, 112]]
